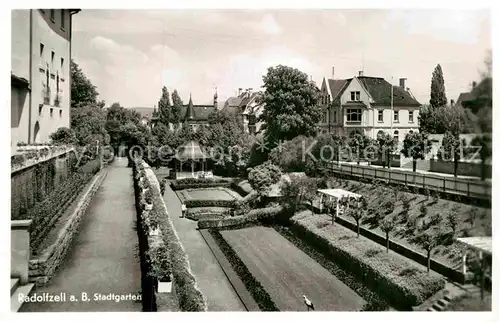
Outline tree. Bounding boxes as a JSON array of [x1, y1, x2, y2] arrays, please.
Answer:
[[70, 60, 103, 108], [348, 197, 367, 237], [323, 198, 337, 224], [281, 175, 318, 214], [269, 135, 315, 172], [171, 90, 183, 125], [447, 212, 459, 236], [259, 65, 322, 143], [376, 132, 397, 168], [158, 86, 172, 125], [430, 64, 447, 108], [470, 134, 491, 180], [438, 131, 461, 177], [380, 215, 397, 253], [401, 131, 432, 172], [248, 161, 282, 200], [410, 221, 447, 273], [348, 133, 371, 165], [50, 127, 76, 145]]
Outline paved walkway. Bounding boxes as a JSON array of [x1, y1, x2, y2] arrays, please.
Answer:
[[21, 158, 142, 312], [163, 183, 246, 311]]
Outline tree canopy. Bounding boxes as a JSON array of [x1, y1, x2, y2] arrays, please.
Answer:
[[430, 64, 447, 108], [70, 60, 104, 108], [258, 65, 322, 143]]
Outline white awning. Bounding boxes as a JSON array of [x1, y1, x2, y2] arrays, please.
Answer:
[[456, 237, 492, 255], [317, 189, 362, 200]]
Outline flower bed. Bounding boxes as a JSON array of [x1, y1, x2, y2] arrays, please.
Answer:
[[289, 212, 446, 309], [209, 229, 279, 311], [133, 159, 207, 312], [185, 207, 233, 221]]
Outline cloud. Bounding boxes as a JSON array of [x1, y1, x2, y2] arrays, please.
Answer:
[[257, 14, 282, 35]]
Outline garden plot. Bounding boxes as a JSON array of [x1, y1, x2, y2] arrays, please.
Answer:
[[177, 187, 242, 202], [221, 226, 366, 311]]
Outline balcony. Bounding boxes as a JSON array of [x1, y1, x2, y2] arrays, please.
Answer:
[[42, 86, 51, 105]]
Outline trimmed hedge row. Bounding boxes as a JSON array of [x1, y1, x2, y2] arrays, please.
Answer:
[[289, 213, 446, 309], [198, 206, 284, 229], [209, 229, 279, 311], [170, 178, 233, 190], [25, 159, 101, 253], [185, 199, 236, 208], [134, 160, 207, 312]]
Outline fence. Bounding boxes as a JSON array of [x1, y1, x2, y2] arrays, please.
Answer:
[[329, 163, 491, 200]]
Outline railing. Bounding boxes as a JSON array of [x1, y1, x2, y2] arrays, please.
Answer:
[[329, 162, 491, 200]]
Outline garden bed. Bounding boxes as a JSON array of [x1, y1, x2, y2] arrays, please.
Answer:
[[177, 187, 241, 202], [219, 226, 367, 311], [170, 177, 233, 190], [317, 176, 491, 271], [185, 207, 233, 221], [289, 211, 446, 309]]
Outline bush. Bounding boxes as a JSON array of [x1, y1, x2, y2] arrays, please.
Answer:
[[147, 245, 172, 282], [185, 199, 236, 208], [133, 159, 207, 311], [170, 178, 233, 190], [198, 206, 284, 229], [209, 229, 279, 311], [289, 214, 446, 309]]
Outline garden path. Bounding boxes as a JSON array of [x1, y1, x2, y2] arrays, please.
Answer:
[[163, 183, 246, 311], [21, 157, 142, 312]]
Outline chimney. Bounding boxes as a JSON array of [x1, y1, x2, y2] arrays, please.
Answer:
[[399, 78, 406, 89], [332, 66, 335, 79], [238, 88, 242, 96], [450, 99, 455, 106], [358, 71, 363, 77]]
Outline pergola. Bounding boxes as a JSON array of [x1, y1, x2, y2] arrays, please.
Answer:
[[174, 141, 209, 178], [456, 236, 492, 300], [317, 188, 362, 217]]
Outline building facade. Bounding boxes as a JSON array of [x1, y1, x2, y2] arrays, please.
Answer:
[[11, 9, 80, 152], [223, 88, 264, 134], [318, 68, 421, 144]]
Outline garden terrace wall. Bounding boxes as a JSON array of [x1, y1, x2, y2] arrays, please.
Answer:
[[11, 147, 77, 220], [310, 204, 466, 283], [288, 214, 446, 309], [134, 160, 207, 312], [28, 169, 106, 286], [231, 180, 253, 197]]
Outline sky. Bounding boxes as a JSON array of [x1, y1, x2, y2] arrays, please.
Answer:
[[71, 9, 491, 107]]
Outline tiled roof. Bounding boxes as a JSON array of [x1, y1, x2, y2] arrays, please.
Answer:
[[357, 77, 421, 107], [128, 107, 155, 119], [456, 92, 474, 105], [328, 79, 350, 101]]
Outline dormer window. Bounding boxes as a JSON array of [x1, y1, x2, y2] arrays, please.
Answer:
[[350, 91, 360, 101]]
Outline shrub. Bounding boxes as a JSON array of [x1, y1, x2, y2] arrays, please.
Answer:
[[170, 178, 233, 190], [289, 214, 446, 309], [198, 206, 284, 229], [209, 229, 279, 311], [185, 199, 236, 208], [147, 245, 172, 282]]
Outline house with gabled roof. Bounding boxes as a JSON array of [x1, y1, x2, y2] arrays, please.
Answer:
[[223, 88, 264, 134], [319, 68, 421, 143]]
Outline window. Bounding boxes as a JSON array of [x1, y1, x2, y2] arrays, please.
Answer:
[[50, 9, 55, 21], [394, 110, 399, 122], [346, 108, 362, 122], [50, 108, 53, 117], [350, 91, 360, 101], [322, 110, 327, 123], [59, 110, 62, 118], [394, 130, 399, 142], [60, 57, 64, 74], [51, 51, 55, 64], [333, 110, 337, 123], [40, 43, 44, 57], [409, 111, 414, 123], [378, 110, 383, 122], [60, 9, 65, 29]]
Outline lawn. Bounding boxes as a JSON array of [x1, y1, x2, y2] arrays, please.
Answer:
[[446, 293, 492, 311], [177, 187, 242, 202], [318, 176, 491, 270], [221, 226, 366, 311]]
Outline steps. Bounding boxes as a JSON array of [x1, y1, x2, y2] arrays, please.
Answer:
[[427, 294, 452, 312], [10, 278, 35, 312]]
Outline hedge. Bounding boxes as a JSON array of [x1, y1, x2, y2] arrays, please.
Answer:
[[230, 180, 253, 197], [198, 206, 284, 229], [289, 213, 445, 309], [22, 158, 101, 253], [134, 159, 207, 312], [209, 229, 279, 311], [185, 199, 236, 208], [170, 178, 233, 190], [185, 207, 232, 221]]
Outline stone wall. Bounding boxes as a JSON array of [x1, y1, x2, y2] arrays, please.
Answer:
[[430, 159, 491, 179], [28, 170, 107, 286], [11, 147, 77, 220]]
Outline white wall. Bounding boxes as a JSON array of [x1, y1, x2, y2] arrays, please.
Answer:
[[339, 77, 372, 127]]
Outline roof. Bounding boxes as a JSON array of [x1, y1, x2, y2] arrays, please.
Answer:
[[11, 73, 30, 89], [317, 188, 362, 200], [456, 92, 474, 106], [357, 76, 421, 107], [175, 141, 206, 160], [456, 237, 492, 255], [179, 104, 215, 122], [328, 79, 350, 103]]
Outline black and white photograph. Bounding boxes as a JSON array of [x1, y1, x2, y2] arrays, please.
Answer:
[[6, 3, 495, 316]]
